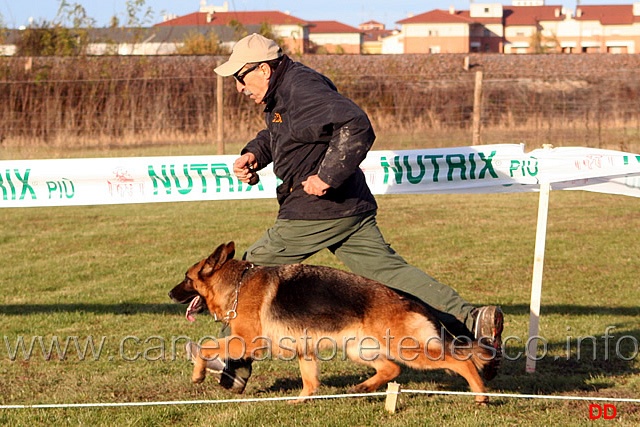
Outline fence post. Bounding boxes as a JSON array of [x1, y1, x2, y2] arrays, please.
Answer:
[[472, 70, 483, 145], [216, 60, 224, 155], [384, 382, 401, 414]]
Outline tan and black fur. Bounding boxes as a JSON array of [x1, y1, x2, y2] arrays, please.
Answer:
[[169, 241, 494, 403]]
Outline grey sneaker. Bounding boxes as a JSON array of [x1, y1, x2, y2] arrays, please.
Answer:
[[185, 341, 252, 393], [473, 306, 504, 381]]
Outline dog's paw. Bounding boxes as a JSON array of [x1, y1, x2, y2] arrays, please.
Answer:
[[347, 384, 375, 394], [191, 372, 206, 384], [475, 396, 490, 406], [289, 391, 317, 404], [287, 397, 311, 405]]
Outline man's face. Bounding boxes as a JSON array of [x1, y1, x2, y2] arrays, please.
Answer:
[[234, 63, 271, 104]]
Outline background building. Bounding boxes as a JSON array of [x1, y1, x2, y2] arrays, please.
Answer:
[[397, 2, 640, 54]]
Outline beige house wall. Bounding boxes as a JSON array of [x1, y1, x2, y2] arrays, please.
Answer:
[[273, 24, 308, 55], [404, 36, 470, 53], [309, 32, 362, 54], [402, 23, 470, 53]]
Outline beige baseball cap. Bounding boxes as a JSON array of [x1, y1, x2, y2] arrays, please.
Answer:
[[214, 33, 282, 77]]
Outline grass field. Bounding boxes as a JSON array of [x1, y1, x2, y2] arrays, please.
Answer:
[[1, 145, 639, 425]]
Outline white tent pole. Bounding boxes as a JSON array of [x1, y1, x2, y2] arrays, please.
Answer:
[[526, 145, 553, 373], [526, 181, 550, 373]]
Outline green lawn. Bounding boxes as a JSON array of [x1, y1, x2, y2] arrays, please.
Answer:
[[1, 164, 639, 425]]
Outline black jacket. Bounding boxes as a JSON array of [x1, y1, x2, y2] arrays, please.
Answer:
[[243, 56, 378, 220]]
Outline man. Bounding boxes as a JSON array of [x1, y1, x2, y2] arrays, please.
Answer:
[[192, 33, 503, 393]]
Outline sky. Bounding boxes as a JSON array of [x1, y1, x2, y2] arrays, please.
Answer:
[[0, 0, 632, 30]]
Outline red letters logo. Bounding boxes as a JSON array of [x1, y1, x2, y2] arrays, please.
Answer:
[[589, 403, 617, 420]]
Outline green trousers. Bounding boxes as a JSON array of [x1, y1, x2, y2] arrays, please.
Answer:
[[242, 210, 476, 333]]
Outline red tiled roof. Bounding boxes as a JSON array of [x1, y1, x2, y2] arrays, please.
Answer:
[[456, 11, 502, 25], [360, 20, 384, 27], [156, 11, 309, 27], [397, 9, 475, 25], [397, 6, 567, 26], [362, 28, 395, 42], [309, 20, 362, 34], [503, 6, 566, 26], [155, 12, 207, 26], [576, 5, 640, 25]]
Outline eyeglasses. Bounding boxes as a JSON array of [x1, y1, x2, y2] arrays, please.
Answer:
[[233, 64, 260, 85]]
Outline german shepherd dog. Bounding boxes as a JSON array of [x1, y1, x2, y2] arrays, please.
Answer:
[[169, 242, 493, 404]]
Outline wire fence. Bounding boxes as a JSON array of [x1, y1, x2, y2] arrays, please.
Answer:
[[1, 54, 640, 151]]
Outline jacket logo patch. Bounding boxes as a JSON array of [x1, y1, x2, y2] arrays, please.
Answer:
[[272, 112, 283, 123]]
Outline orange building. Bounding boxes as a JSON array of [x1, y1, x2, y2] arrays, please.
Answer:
[[397, 2, 640, 54]]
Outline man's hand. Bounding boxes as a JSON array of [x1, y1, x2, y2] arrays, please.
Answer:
[[302, 175, 330, 196], [233, 152, 259, 185]]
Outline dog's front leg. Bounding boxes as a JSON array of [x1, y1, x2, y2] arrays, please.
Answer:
[[192, 355, 208, 384], [290, 354, 320, 404], [190, 338, 221, 383], [191, 336, 249, 384]]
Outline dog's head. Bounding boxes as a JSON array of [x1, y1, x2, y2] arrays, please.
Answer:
[[168, 241, 236, 322]]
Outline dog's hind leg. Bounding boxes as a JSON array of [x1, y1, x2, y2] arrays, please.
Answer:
[[438, 357, 488, 405], [408, 352, 489, 404], [347, 356, 401, 393], [290, 355, 320, 404]]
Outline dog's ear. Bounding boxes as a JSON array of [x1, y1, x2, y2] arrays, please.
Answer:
[[225, 241, 236, 258], [201, 242, 236, 277]]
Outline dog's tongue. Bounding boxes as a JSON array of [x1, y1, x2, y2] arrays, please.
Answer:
[[185, 296, 201, 322]]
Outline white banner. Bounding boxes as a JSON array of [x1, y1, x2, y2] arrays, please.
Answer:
[[1, 144, 639, 208]]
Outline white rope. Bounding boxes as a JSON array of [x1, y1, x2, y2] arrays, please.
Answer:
[[1, 388, 638, 410], [0, 392, 388, 410], [401, 389, 640, 404]]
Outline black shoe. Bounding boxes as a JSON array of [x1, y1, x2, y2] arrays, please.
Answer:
[[472, 306, 504, 381], [185, 341, 252, 393]]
